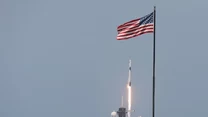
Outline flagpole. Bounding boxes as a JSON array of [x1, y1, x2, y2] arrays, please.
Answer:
[[152, 6, 156, 117]]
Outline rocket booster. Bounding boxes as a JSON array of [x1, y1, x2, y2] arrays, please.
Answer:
[[127, 60, 132, 117], [128, 60, 131, 86]]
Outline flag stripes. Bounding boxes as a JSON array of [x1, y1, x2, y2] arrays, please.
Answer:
[[117, 12, 154, 40]]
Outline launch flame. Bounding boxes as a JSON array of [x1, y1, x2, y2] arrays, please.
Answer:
[[128, 85, 131, 117]]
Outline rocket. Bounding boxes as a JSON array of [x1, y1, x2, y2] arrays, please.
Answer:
[[127, 60, 132, 117], [128, 60, 132, 86], [111, 60, 135, 117]]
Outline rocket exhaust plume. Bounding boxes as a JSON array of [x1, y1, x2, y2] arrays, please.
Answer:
[[128, 86, 131, 117], [127, 60, 132, 117]]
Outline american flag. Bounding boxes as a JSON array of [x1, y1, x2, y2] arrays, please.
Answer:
[[117, 12, 154, 40]]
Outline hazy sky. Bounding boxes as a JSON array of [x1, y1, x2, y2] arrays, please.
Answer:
[[1, 0, 208, 117]]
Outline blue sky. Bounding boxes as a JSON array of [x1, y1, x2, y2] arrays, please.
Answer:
[[0, 0, 208, 117]]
